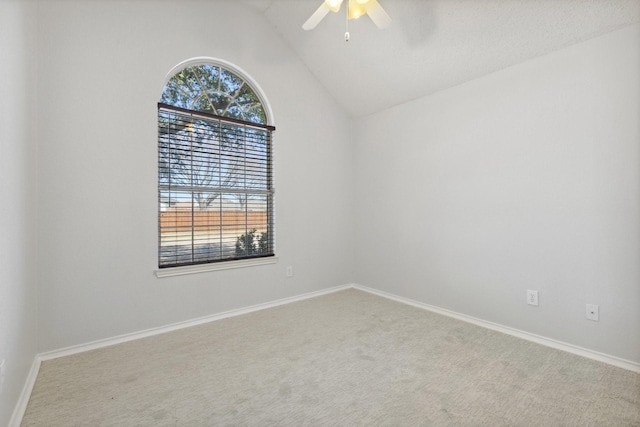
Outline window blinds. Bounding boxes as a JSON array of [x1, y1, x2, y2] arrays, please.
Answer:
[[158, 103, 274, 268]]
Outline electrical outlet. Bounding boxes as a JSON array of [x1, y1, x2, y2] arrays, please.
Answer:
[[527, 290, 539, 306], [286, 266, 293, 277], [586, 304, 599, 321]]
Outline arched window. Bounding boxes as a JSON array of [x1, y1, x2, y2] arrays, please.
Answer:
[[160, 63, 268, 124], [158, 61, 275, 270]]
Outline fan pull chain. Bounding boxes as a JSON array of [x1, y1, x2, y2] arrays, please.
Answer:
[[345, 0, 350, 41]]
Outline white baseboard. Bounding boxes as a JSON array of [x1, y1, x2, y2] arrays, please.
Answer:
[[8, 357, 41, 427], [39, 284, 352, 361], [352, 283, 640, 373]]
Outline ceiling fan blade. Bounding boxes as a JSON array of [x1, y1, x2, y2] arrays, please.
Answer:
[[302, 3, 332, 30], [363, 0, 391, 29]]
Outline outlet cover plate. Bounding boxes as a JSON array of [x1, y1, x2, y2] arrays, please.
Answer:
[[527, 290, 539, 306], [586, 304, 599, 321]]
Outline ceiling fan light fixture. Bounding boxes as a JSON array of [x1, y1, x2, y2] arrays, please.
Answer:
[[348, 0, 366, 19], [324, 0, 343, 13], [303, 0, 390, 31]]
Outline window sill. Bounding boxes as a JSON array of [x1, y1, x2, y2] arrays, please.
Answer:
[[155, 256, 278, 278]]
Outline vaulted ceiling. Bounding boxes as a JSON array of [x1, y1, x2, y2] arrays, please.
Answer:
[[243, 0, 640, 118]]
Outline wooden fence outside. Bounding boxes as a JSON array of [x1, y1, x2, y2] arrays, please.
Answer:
[[159, 210, 268, 233]]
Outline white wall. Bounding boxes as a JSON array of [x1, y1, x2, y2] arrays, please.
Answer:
[[35, 1, 354, 352], [0, 1, 39, 425], [354, 24, 640, 363]]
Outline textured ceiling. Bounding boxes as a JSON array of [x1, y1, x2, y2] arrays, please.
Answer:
[[245, 0, 640, 118]]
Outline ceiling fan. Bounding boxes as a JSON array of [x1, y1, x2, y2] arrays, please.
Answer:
[[303, 0, 391, 36]]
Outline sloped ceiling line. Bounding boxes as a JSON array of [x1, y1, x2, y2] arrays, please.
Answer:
[[244, 0, 640, 118]]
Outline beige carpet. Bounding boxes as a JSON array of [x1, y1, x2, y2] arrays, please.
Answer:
[[22, 289, 640, 426]]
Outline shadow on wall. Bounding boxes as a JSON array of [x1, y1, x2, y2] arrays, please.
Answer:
[[394, 0, 437, 48]]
